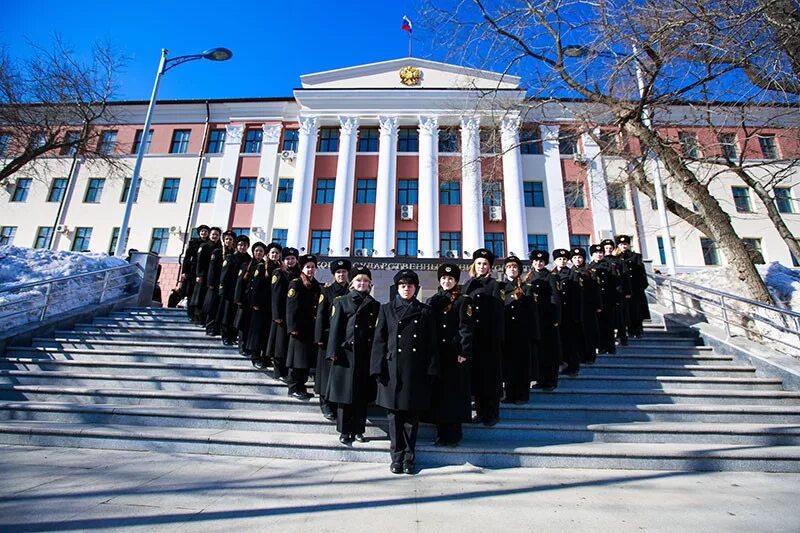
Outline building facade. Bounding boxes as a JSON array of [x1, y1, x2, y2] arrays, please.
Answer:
[[1, 57, 799, 276]]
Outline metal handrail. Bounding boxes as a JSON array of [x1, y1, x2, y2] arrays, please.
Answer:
[[0, 263, 140, 294]]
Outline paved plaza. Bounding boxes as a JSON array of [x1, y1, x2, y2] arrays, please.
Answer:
[[2, 445, 799, 532]]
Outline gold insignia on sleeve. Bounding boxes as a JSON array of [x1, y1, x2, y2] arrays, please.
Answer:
[[319, 294, 325, 304], [466, 304, 473, 317], [331, 305, 336, 317], [254, 269, 260, 277], [271, 275, 278, 284], [288, 288, 296, 298], [579, 277, 584, 288]]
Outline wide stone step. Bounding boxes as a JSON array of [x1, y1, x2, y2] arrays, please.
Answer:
[[0, 358, 272, 379], [1, 420, 799, 471], [526, 388, 800, 405], [56, 329, 224, 341], [615, 345, 714, 354], [32, 338, 239, 354], [594, 354, 733, 366], [104, 316, 193, 324], [622, 338, 699, 347], [4, 347, 248, 363], [578, 363, 756, 377], [556, 375, 784, 391]]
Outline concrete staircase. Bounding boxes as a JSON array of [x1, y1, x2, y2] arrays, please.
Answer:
[[1, 307, 799, 471]]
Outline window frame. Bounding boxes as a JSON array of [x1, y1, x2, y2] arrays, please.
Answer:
[[315, 178, 336, 204], [758, 134, 778, 160], [84, 178, 105, 203], [484, 232, 505, 258], [732, 186, 752, 213], [397, 128, 419, 153], [607, 183, 628, 210], [149, 227, 170, 255], [235, 177, 257, 203], [276, 178, 293, 203], [11, 178, 32, 202], [197, 177, 217, 203], [357, 127, 379, 152], [774, 187, 794, 214], [700, 237, 720, 266], [528, 234, 548, 253], [440, 231, 462, 256], [34, 226, 53, 249], [170, 129, 191, 154], [396, 231, 418, 257], [353, 230, 374, 255], [243, 128, 263, 154], [318, 127, 340, 153], [272, 228, 288, 246], [159, 177, 181, 203], [132, 129, 153, 155], [310, 229, 331, 255], [564, 181, 586, 208], [439, 181, 461, 205], [71, 227, 92, 251], [523, 181, 545, 208], [398, 179, 418, 205], [679, 131, 700, 159], [355, 178, 377, 204], [98, 130, 118, 155], [0, 226, 17, 246], [206, 129, 226, 154]]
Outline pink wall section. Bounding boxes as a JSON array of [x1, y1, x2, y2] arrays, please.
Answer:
[[308, 155, 338, 238], [561, 159, 595, 238]]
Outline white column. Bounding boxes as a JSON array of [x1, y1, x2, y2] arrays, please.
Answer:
[[540, 125, 570, 249], [500, 117, 529, 258], [210, 124, 243, 228], [252, 123, 282, 243], [417, 115, 440, 258], [329, 116, 359, 256], [286, 116, 318, 251], [461, 116, 484, 256], [373, 116, 398, 257], [582, 130, 614, 242]]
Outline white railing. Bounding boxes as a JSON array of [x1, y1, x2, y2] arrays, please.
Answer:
[[647, 272, 800, 357], [0, 264, 142, 334]]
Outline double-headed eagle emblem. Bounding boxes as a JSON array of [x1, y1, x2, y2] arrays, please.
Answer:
[[399, 66, 421, 86]]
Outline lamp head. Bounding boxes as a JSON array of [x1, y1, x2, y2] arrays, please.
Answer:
[[202, 48, 233, 61]]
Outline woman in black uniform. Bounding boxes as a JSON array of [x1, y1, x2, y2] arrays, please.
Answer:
[[286, 254, 321, 399], [190, 226, 221, 324], [203, 230, 235, 336], [525, 250, 561, 391], [500, 255, 539, 404], [244, 242, 270, 366], [266, 247, 299, 381], [218, 234, 250, 346]]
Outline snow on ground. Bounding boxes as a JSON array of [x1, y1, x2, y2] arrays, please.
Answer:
[[0, 245, 126, 291]]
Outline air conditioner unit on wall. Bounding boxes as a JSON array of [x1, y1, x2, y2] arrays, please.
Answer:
[[446, 250, 459, 258], [281, 150, 296, 161], [55, 224, 69, 234], [400, 204, 414, 220], [169, 225, 181, 234], [354, 248, 370, 257], [488, 206, 503, 222], [573, 153, 588, 164]]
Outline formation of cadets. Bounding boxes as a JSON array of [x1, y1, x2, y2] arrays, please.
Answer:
[[180, 225, 650, 475]]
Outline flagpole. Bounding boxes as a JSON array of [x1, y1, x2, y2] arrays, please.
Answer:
[[408, 33, 412, 57]]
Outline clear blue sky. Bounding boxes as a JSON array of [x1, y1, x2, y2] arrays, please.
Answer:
[[2, 0, 433, 101]]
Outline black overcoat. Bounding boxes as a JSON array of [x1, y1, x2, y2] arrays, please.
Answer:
[[620, 250, 650, 321], [201, 245, 225, 315], [232, 258, 253, 331], [500, 280, 540, 399], [286, 277, 321, 369], [217, 250, 249, 328], [245, 260, 270, 353], [189, 240, 219, 308], [325, 290, 380, 405], [266, 267, 298, 361], [181, 238, 202, 303], [462, 275, 504, 402], [370, 298, 439, 412], [573, 264, 601, 349], [527, 268, 562, 386], [314, 282, 350, 397]]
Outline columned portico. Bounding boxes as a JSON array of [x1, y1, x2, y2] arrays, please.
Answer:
[[287, 116, 318, 251], [582, 130, 614, 242], [252, 123, 282, 243], [500, 117, 528, 258], [540, 125, 571, 249], [211, 124, 244, 228], [329, 116, 359, 255], [460, 116, 484, 257], [373, 115, 398, 257], [417, 115, 440, 258]]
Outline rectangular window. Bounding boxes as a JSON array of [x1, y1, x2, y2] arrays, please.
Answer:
[[318, 127, 339, 153], [732, 186, 752, 213], [149, 228, 169, 255], [232, 227, 250, 239], [564, 181, 585, 208], [398, 179, 418, 205], [310, 230, 331, 255], [276, 178, 293, 203], [0, 133, 12, 157], [315, 178, 335, 204], [71, 227, 92, 251], [679, 131, 699, 158], [598, 131, 618, 153], [742, 238, 765, 264], [396, 231, 418, 257], [523, 181, 545, 207], [759, 134, 778, 159], [282, 129, 299, 152], [607, 183, 628, 209], [657, 236, 677, 265], [439, 181, 461, 205], [700, 237, 720, 266], [0, 226, 17, 246], [272, 228, 288, 246], [719, 133, 738, 160], [775, 187, 794, 214], [206, 129, 226, 154], [11, 178, 32, 202], [243, 128, 262, 153], [357, 127, 379, 152], [519, 129, 541, 155], [570, 234, 590, 258], [98, 130, 117, 154], [528, 234, 548, 253], [440, 231, 461, 257], [484, 233, 505, 258], [197, 178, 217, 203], [160, 177, 180, 203], [398, 128, 418, 152], [34, 226, 53, 249], [558, 130, 578, 155], [353, 230, 374, 255], [60, 131, 81, 156], [480, 129, 499, 154], [30, 132, 47, 150], [132, 129, 153, 154], [355, 178, 376, 204], [84, 178, 105, 203], [236, 177, 256, 203], [120, 178, 141, 203], [108, 227, 129, 255], [170, 129, 191, 154], [438, 130, 458, 153], [482, 182, 502, 207]]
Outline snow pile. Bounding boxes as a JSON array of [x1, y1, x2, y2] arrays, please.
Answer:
[[763, 262, 800, 312], [0, 246, 138, 334]]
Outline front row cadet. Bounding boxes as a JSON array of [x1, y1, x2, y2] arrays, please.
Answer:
[[570, 247, 601, 365], [326, 265, 380, 444], [526, 250, 561, 391], [501, 256, 539, 404], [588, 244, 619, 355], [286, 254, 321, 400], [268, 247, 300, 382], [552, 249, 582, 377], [371, 269, 439, 475], [615, 234, 650, 338], [218, 234, 250, 346], [244, 242, 270, 367]]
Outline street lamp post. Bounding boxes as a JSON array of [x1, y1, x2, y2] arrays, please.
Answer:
[[114, 47, 232, 257], [563, 45, 677, 275]]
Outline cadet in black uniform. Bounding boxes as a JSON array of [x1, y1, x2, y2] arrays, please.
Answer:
[[244, 242, 270, 366], [326, 265, 380, 444], [602, 238, 631, 346], [203, 230, 235, 336], [525, 250, 561, 391], [616, 235, 649, 338], [182, 225, 209, 321], [370, 269, 439, 475], [425, 263, 473, 446], [552, 249, 582, 376], [233, 245, 256, 354], [462, 249, 504, 427], [218, 235, 250, 346], [500, 255, 539, 404], [286, 254, 321, 399], [315, 258, 352, 421], [266, 247, 299, 381], [589, 244, 619, 354], [190, 226, 221, 324], [570, 247, 601, 364]]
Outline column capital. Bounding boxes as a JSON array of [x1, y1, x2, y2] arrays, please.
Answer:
[[540, 124, 560, 141], [338, 116, 360, 136], [225, 124, 244, 144], [418, 115, 439, 135], [460, 116, 480, 133], [500, 117, 521, 136], [299, 116, 319, 135], [378, 115, 399, 136], [262, 123, 282, 144]]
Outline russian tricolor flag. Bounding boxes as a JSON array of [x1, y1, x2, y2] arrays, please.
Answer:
[[401, 15, 412, 33]]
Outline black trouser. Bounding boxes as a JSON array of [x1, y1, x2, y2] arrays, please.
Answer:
[[616, 300, 630, 344], [503, 380, 530, 403], [560, 321, 581, 374], [337, 402, 366, 435], [184, 278, 196, 320], [597, 308, 616, 353], [436, 422, 462, 444], [272, 357, 288, 380], [474, 396, 499, 422], [287, 368, 309, 394], [320, 397, 336, 418], [388, 410, 419, 466]]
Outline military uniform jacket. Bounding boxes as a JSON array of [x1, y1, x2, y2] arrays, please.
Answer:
[[182, 238, 203, 279], [527, 269, 561, 326], [246, 260, 270, 310], [589, 260, 619, 309], [286, 277, 322, 369], [270, 269, 295, 323], [233, 259, 253, 307], [500, 281, 541, 344], [604, 255, 631, 298], [314, 282, 350, 347], [554, 267, 582, 323], [206, 246, 226, 290], [325, 290, 380, 405], [221, 252, 250, 300], [573, 264, 602, 313], [195, 240, 218, 282], [620, 251, 648, 293], [370, 298, 439, 412]]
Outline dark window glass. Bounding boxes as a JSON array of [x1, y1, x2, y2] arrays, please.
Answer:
[[206, 129, 226, 154], [30, 132, 47, 150], [0, 226, 17, 246], [108, 227, 130, 254], [564, 181, 585, 208], [231, 227, 250, 240], [398, 128, 418, 152], [396, 231, 418, 257], [607, 183, 627, 209], [0, 133, 12, 157], [558, 130, 578, 155], [160, 178, 180, 203], [570, 234, 590, 258], [98, 131, 117, 154], [657, 236, 677, 265], [484, 233, 505, 258], [132, 129, 153, 154], [243, 128, 262, 153], [276, 179, 293, 203], [440, 232, 461, 257], [310, 230, 331, 255], [11, 178, 32, 202], [732, 186, 752, 213], [775, 187, 794, 214], [272, 228, 287, 246], [679, 131, 699, 158], [357, 128, 379, 152], [438, 130, 458, 153], [523, 181, 545, 207], [439, 181, 461, 205], [700, 237, 720, 266], [84, 178, 105, 203], [353, 230, 374, 255], [480, 129, 499, 153], [150, 228, 169, 255], [236, 178, 256, 203], [519, 129, 541, 154], [528, 234, 548, 253], [598, 131, 617, 153], [315, 179, 335, 204], [742, 238, 765, 264], [282, 129, 299, 152], [719, 133, 738, 160], [120, 178, 141, 203], [318, 128, 339, 153], [71, 227, 92, 251], [170, 129, 191, 154], [482, 182, 502, 208], [759, 135, 778, 159], [60, 131, 81, 156], [197, 178, 217, 203], [34, 226, 52, 249], [398, 179, 418, 205], [355, 178, 376, 204]]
